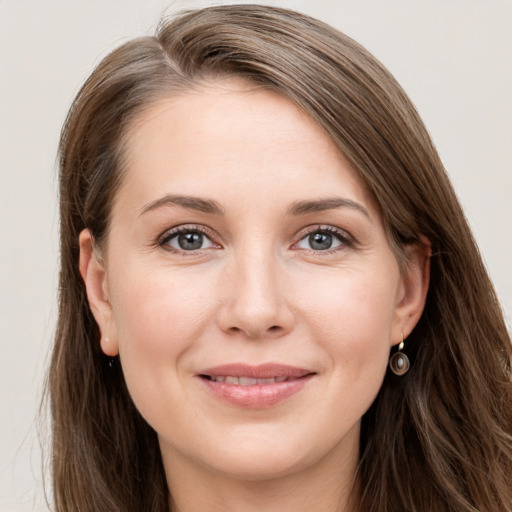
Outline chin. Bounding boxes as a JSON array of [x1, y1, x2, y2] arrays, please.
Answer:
[[203, 448, 315, 482], [164, 421, 359, 484]]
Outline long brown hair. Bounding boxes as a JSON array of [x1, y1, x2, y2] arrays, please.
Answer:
[[47, 4, 512, 511]]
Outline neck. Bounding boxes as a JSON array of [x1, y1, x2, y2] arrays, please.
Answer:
[[162, 428, 361, 512]]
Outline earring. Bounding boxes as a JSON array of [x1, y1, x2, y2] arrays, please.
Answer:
[[389, 331, 410, 376]]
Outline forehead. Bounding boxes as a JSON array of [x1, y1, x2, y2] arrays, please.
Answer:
[[116, 80, 377, 217]]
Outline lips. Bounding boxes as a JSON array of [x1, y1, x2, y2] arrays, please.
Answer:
[[197, 363, 315, 408], [204, 375, 289, 385]]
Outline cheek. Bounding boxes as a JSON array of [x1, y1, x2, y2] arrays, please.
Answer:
[[113, 262, 212, 338], [297, 266, 398, 375], [109, 265, 215, 411]]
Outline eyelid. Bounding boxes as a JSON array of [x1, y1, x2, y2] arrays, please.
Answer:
[[155, 223, 353, 254], [291, 225, 354, 252], [157, 224, 221, 252]]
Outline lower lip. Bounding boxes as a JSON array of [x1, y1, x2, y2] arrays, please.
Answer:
[[199, 375, 314, 409]]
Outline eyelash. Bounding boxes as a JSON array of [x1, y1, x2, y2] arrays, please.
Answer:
[[156, 224, 354, 255], [157, 225, 218, 254], [293, 225, 354, 254]]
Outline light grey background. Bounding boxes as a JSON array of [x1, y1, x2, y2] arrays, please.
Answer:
[[1, 1, 511, 510]]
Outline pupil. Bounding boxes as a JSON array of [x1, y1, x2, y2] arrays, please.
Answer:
[[310, 232, 332, 250], [178, 232, 203, 250]]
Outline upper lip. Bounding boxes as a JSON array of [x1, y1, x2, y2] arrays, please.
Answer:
[[198, 363, 314, 379]]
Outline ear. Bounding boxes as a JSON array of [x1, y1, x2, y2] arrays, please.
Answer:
[[392, 237, 431, 344], [79, 229, 119, 356]]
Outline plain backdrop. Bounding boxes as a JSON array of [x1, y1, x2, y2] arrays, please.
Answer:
[[0, 1, 511, 510]]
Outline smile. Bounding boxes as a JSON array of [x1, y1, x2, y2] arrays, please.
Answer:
[[202, 375, 291, 385], [197, 364, 315, 408]]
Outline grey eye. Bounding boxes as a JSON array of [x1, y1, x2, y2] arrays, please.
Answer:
[[167, 231, 214, 251], [296, 230, 344, 251], [309, 232, 334, 250]]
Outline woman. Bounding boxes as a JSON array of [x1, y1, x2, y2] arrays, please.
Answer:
[[48, 4, 512, 511]]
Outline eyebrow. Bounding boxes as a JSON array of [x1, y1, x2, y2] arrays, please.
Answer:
[[140, 194, 224, 216], [139, 194, 370, 219], [287, 197, 371, 219]]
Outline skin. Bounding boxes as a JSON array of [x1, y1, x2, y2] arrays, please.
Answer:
[[80, 80, 430, 512]]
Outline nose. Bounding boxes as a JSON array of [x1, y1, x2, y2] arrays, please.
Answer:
[[216, 247, 294, 340]]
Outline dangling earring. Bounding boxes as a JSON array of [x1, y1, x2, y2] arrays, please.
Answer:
[[389, 331, 410, 376], [103, 337, 116, 368]]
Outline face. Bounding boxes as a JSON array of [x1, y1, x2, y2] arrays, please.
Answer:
[[81, 80, 428, 484]]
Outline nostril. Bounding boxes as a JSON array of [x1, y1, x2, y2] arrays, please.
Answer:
[[268, 325, 281, 332]]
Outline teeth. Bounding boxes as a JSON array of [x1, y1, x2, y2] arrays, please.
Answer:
[[258, 378, 277, 384], [209, 376, 289, 385], [239, 377, 258, 386]]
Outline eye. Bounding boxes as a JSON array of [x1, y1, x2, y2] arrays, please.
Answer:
[[294, 227, 351, 252], [159, 227, 216, 252]]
